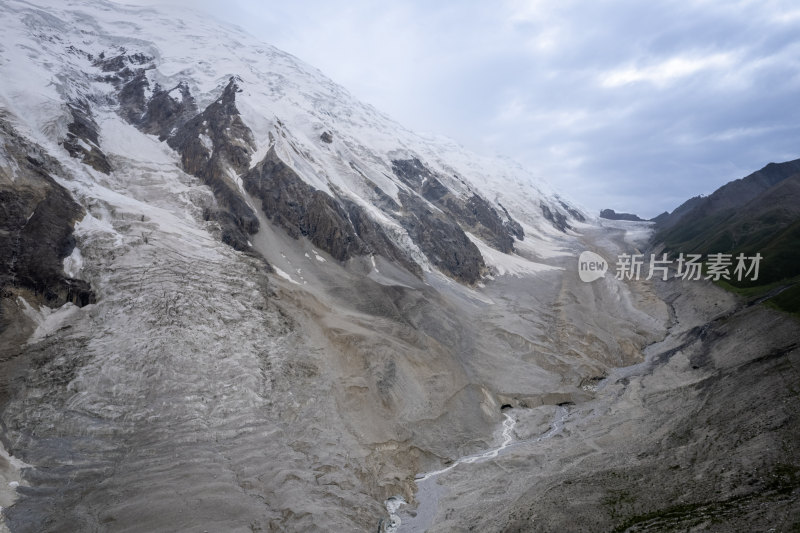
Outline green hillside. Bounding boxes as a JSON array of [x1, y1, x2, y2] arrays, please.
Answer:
[[654, 168, 800, 315]]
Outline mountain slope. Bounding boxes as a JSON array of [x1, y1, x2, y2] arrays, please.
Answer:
[[653, 160, 800, 312], [0, 0, 584, 284], [655, 158, 800, 231], [0, 1, 611, 531], [3, 2, 797, 533]]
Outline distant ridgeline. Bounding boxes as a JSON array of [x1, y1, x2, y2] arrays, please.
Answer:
[[652, 158, 800, 314], [599, 209, 646, 222]]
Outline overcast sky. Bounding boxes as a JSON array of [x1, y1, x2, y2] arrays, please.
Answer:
[[123, 0, 800, 218]]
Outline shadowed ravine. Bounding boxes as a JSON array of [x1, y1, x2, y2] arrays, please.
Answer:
[[380, 406, 570, 532]]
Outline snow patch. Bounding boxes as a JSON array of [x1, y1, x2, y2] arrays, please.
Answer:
[[73, 211, 123, 248], [18, 296, 82, 343], [98, 114, 176, 164], [272, 267, 300, 285], [0, 141, 21, 181], [168, 84, 185, 103], [514, 226, 572, 260], [63, 245, 83, 278], [0, 438, 30, 528], [467, 233, 559, 278], [198, 133, 213, 153]]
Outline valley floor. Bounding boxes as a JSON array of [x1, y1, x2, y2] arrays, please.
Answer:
[[410, 250, 800, 532]]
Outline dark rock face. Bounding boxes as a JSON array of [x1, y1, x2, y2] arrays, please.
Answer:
[[139, 82, 198, 141], [498, 203, 524, 240], [391, 158, 517, 254], [61, 99, 112, 174], [0, 116, 94, 326], [341, 199, 423, 277], [94, 50, 152, 74], [541, 202, 571, 232], [245, 148, 363, 260], [397, 190, 485, 285], [390, 158, 430, 190], [243, 148, 421, 275], [94, 50, 497, 283], [116, 69, 198, 141], [166, 78, 259, 250], [97, 51, 156, 125], [391, 158, 451, 205], [101, 51, 258, 251], [466, 194, 514, 251], [599, 209, 644, 222], [559, 199, 586, 223], [117, 70, 150, 123]]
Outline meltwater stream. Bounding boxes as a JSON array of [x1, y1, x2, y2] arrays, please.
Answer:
[[380, 406, 569, 533]]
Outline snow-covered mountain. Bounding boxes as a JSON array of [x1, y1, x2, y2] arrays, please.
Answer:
[[0, 0, 585, 289], [0, 1, 597, 530], [4, 2, 800, 533], [12, 2, 799, 533]]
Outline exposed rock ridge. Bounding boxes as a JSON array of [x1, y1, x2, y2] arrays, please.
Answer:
[[654, 158, 800, 231], [599, 208, 644, 221], [100, 51, 260, 251], [0, 115, 95, 325], [498, 202, 525, 240], [396, 189, 486, 285], [165, 78, 260, 250], [61, 99, 112, 174], [558, 198, 586, 223], [243, 147, 422, 276], [140, 81, 198, 141], [540, 202, 572, 232], [93, 50, 518, 284], [391, 158, 521, 253]]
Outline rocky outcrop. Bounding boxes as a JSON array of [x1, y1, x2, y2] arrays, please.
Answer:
[[245, 148, 363, 260], [138, 82, 198, 140], [391, 158, 518, 254], [61, 99, 112, 174], [244, 148, 421, 275], [165, 78, 259, 250], [540, 202, 571, 232], [96, 51, 155, 125], [341, 199, 422, 276], [467, 194, 514, 251], [0, 116, 94, 324], [117, 70, 150, 123], [101, 51, 258, 251], [397, 190, 485, 284], [599, 208, 644, 221], [498, 203, 524, 240], [113, 60, 198, 141], [559, 199, 586, 223], [94, 50, 152, 74]]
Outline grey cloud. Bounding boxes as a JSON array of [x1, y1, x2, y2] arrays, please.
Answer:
[[121, 0, 800, 219]]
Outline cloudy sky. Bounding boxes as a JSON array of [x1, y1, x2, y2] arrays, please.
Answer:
[[128, 0, 800, 218]]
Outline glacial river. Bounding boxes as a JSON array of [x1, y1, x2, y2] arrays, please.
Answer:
[[380, 406, 569, 533]]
